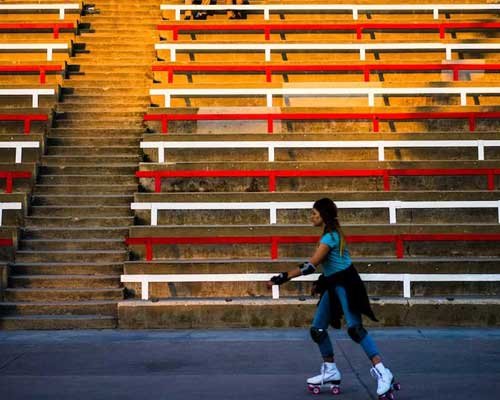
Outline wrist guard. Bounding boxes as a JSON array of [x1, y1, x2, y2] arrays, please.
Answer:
[[299, 261, 316, 275], [270, 272, 289, 285]]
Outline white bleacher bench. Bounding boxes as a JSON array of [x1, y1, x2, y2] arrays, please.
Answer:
[[0, 202, 22, 226], [150, 87, 500, 108], [160, 3, 500, 21], [0, 3, 80, 20], [0, 88, 55, 108], [130, 200, 500, 226], [0, 43, 69, 61], [156, 42, 500, 62], [140, 140, 500, 163], [0, 141, 39, 163], [121, 273, 500, 300]]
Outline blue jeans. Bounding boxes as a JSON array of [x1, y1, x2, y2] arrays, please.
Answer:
[[311, 285, 380, 360]]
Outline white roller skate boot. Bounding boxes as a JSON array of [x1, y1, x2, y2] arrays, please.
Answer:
[[307, 362, 341, 395], [370, 362, 401, 400]]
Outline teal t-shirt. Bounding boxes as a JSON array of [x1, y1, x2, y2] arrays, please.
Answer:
[[319, 231, 352, 277]]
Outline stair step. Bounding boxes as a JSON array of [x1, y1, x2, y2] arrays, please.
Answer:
[[11, 262, 124, 275], [24, 216, 135, 228], [0, 314, 118, 330], [41, 155, 141, 165], [33, 184, 138, 195], [58, 111, 145, 119], [49, 128, 145, 136], [9, 274, 121, 289], [19, 239, 126, 251], [54, 119, 146, 129], [0, 300, 118, 317], [30, 206, 132, 217], [47, 137, 141, 146], [57, 104, 147, 113], [22, 227, 129, 240], [40, 165, 138, 175], [15, 250, 128, 263], [46, 146, 140, 156], [4, 288, 124, 302], [32, 194, 134, 206]]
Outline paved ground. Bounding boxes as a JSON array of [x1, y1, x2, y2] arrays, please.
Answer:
[[0, 328, 499, 400]]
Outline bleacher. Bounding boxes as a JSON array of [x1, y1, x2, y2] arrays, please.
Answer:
[[122, 1, 500, 329], [0, 1, 84, 322], [0, 0, 498, 330]]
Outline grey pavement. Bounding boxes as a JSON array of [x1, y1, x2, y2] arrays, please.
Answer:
[[1, 328, 499, 400]]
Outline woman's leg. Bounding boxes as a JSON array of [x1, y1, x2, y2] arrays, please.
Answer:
[[334, 286, 381, 365], [311, 291, 334, 362]]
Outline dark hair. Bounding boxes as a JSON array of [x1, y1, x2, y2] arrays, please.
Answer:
[[313, 198, 346, 255]]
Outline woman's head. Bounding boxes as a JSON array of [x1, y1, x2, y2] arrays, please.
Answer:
[[312, 198, 346, 255], [312, 198, 338, 229]]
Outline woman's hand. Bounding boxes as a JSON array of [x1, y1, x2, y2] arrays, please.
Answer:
[[267, 272, 289, 289]]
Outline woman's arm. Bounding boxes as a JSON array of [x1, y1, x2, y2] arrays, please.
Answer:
[[266, 243, 331, 288]]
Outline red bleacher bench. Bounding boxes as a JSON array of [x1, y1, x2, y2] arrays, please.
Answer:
[[0, 171, 32, 193], [126, 233, 500, 261], [0, 64, 64, 84], [0, 23, 75, 39], [159, 22, 500, 41], [135, 168, 500, 193], [0, 114, 49, 134], [143, 111, 500, 134], [153, 63, 500, 83]]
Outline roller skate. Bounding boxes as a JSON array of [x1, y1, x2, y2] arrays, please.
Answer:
[[370, 363, 401, 400], [307, 362, 341, 395]]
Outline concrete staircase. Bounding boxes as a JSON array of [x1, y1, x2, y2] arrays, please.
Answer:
[[0, 0, 161, 329]]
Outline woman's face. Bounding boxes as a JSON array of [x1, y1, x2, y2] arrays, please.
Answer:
[[311, 208, 324, 227]]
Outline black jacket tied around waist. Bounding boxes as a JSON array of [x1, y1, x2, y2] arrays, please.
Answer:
[[314, 264, 378, 329]]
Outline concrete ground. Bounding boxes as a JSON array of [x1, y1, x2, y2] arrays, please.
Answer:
[[0, 328, 499, 400]]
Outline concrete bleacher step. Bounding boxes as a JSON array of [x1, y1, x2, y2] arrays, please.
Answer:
[[12, 262, 124, 275], [118, 297, 500, 329], [32, 194, 134, 206], [15, 250, 128, 263], [25, 216, 135, 228], [0, 300, 118, 317], [9, 274, 121, 289], [4, 287, 124, 302], [0, 315, 118, 330]]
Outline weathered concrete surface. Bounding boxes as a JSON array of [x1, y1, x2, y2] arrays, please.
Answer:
[[0, 328, 499, 400], [118, 298, 500, 329]]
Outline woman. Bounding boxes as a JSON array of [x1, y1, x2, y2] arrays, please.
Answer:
[[267, 198, 400, 399]]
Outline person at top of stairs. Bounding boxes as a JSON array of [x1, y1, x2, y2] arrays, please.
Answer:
[[184, 0, 216, 20]]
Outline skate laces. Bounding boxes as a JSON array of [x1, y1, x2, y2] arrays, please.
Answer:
[[320, 363, 327, 384], [370, 366, 382, 380]]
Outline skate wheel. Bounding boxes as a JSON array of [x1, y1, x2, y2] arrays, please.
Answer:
[[307, 385, 314, 393], [393, 383, 401, 391], [331, 386, 341, 395], [312, 386, 321, 395]]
